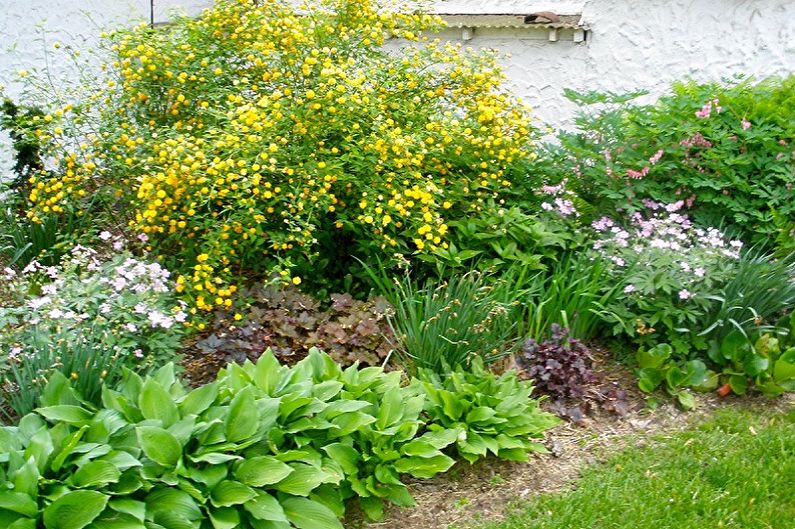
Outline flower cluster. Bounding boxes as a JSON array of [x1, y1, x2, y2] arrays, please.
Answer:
[[0, 244, 185, 413], [591, 204, 745, 350], [21, 0, 536, 308]]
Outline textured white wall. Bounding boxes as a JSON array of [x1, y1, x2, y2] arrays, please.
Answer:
[[1, 0, 794, 174]]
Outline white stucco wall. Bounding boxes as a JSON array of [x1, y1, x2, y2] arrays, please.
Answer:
[[1, 0, 794, 174]]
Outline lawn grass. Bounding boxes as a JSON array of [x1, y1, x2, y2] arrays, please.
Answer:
[[473, 405, 795, 529]]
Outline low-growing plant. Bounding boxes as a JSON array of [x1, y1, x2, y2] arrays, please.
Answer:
[[635, 343, 716, 409], [367, 268, 523, 374], [0, 348, 557, 528], [416, 357, 559, 463], [194, 284, 394, 368], [591, 205, 744, 353], [517, 324, 597, 400], [0, 245, 185, 417]]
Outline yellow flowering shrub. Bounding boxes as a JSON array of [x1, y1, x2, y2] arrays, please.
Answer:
[[24, 0, 536, 309]]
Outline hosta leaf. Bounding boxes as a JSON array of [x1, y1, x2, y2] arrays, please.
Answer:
[[179, 383, 218, 417], [376, 388, 403, 429], [210, 480, 256, 507], [136, 426, 181, 467], [773, 348, 795, 382], [393, 454, 456, 479], [86, 512, 144, 529], [322, 444, 360, 475], [244, 491, 288, 522], [235, 456, 294, 487], [225, 387, 258, 443], [282, 497, 344, 529], [145, 488, 202, 521], [358, 496, 385, 522], [36, 406, 92, 425], [208, 507, 240, 529], [7, 518, 37, 529], [108, 499, 146, 521], [274, 464, 329, 496], [0, 492, 38, 517], [50, 426, 89, 472], [139, 379, 179, 428], [72, 460, 121, 488], [43, 490, 108, 529], [13, 458, 40, 498]]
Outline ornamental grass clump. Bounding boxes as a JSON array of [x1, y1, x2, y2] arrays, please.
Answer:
[[16, 0, 537, 309]]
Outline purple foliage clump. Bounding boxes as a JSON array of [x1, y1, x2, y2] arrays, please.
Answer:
[[518, 324, 597, 399]]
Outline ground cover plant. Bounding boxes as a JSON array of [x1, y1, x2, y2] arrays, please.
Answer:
[[0, 349, 557, 528], [471, 406, 795, 529]]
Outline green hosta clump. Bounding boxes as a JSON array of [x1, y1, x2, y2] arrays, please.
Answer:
[[0, 349, 557, 528], [417, 358, 560, 463]]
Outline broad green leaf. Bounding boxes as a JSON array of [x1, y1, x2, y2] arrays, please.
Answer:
[[208, 507, 240, 529], [24, 428, 54, 474], [676, 391, 696, 410], [282, 497, 344, 529], [210, 480, 256, 507], [358, 496, 384, 522], [637, 368, 663, 393], [235, 456, 293, 487], [145, 488, 202, 521], [139, 379, 179, 428], [274, 464, 329, 496], [393, 454, 456, 478], [729, 375, 748, 395], [179, 383, 218, 416], [71, 460, 121, 488], [108, 499, 146, 521], [225, 387, 258, 443], [188, 453, 241, 465], [136, 426, 181, 467], [244, 491, 288, 522], [43, 490, 108, 529], [743, 353, 770, 377], [322, 444, 359, 475], [85, 512, 144, 529], [40, 372, 81, 407], [636, 343, 672, 369], [36, 406, 91, 425], [376, 388, 403, 429], [7, 518, 37, 529], [0, 492, 38, 517], [13, 458, 39, 498], [773, 348, 795, 382]]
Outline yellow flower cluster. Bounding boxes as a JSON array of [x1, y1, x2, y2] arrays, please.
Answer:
[[25, 0, 535, 309]]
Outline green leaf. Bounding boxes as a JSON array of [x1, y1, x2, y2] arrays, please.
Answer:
[[282, 497, 344, 529], [225, 386, 259, 443], [773, 348, 795, 382], [358, 496, 385, 522], [393, 454, 456, 478], [179, 383, 218, 416], [50, 426, 89, 472], [274, 464, 329, 496], [108, 499, 146, 521], [145, 488, 202, 522], [36, 405, 92, 425], [208, 507, 240, 529], [136, 426, 181, 467], [636, 343, 672, 369], [743, 353, 770, 377], [376, 388, 403, 429], [7, 518, 37, 529], [43, 490, 108, 529], [637, 368, 663, 393], [244, 491, 288, 522], [235, 456, 293, 487], [729, 375, 748, 395], [676, 391, 696, 410], [85, 512, 145, 529], [139, 379, 179, 428], [0, 492, 38, 517], [71, 460, 121, 488], [210, 480, 256, 507]]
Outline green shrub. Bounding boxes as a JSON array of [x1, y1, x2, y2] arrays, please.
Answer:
[[542, 76, 795, 251], [0, 246, 185, 417], [0, 349, 557, 527], [17, 0, 537, 307]]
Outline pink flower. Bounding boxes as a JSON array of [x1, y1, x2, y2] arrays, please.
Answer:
[[678, 289, 692, 300], [694, 267, 705, 277], [648, 149, 664, 165], [99, 231, 112, 241], [741, 119, 751, 130], [623, 284, 636, 294]]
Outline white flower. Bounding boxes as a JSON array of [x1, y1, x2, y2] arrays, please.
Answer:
[[99, 231, 113, 241]]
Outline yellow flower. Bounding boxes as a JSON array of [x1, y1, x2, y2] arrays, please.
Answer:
[[292, 276, 302, 285]]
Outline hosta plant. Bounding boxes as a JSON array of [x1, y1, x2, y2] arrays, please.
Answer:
[[416, 358, 559, 463], [0, 348, 557, 528]]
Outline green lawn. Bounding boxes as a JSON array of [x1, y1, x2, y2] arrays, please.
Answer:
[[474, 406, 795, 529]]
